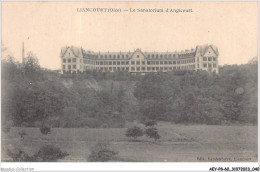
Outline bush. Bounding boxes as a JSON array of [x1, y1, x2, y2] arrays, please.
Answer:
[[40, 125, 51, 135], [144, 120, 157, 127], [7, 145, 68, 162], [7, 147, 32, 162], [125, 126, 143, 139], [88, 142, 118, 162], [33, 145, 69, 162], [18, 130, 27, 140], [145, 127, 160, 141]]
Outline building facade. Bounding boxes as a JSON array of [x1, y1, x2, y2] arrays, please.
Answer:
[[60, 44, 219, 74]]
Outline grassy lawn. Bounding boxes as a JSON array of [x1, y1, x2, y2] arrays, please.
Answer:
[[1, 124, 258, 162]]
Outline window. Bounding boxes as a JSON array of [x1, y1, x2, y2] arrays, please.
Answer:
[[131, 67, 135, 71], [169, 67, 173, 70], [147, 61, 151, 65], [137, 67, 140, 71], [169, 61, 172, 65], [105, 55, 107, 58], [156, 54, 159, 58], [122, 55, 124, 58], [208, 63, 212, 68], [104, 61, 108, 65], [156, 67, 159, 70], [113, 61, 116, 65], [164, 61, 168, 65], [156, 61, 159, 65], [126, 61, 129, 65], [152, 54, 154, 58], [213, 57, 216, 61], [160, 61, 163, 65], [152, 67, 155, 71], [126, 67, 129, 71], [160, 54, 163, 58], [142, 67, 145, 71], [80, 59, 82, 63], [131, 61, 135, 65], [213, 63, 217, 68], [177, 61, 180, 64], [148, 54, 150, 58], [100, 61, 103, 65], [165, 54, 167, 57], [126, 54, 129, 58], [137, 55, 139, 58], [113, 67, 116, 71], [160, 67, 163, 71], [173, 61, 176, 64], [113, 55, 116, 58], [63, 65, 66, 69], [208, 57, 212, 61], [142, 61, 145, 65], [109, 61, 112, 65], [109, 55, 111, 58], [164, 67, 168, 70], [117, 61, 120, 65], [101, 55, 103, 58], [147, 67, 150, 71], [73, 65, 76, 69], [203, 63, 207, 68], [203, 57, 207, 61], [121, 61, 125, 65], [63, 59, 66, 63], [137, 61, 140, 65], [197, 64, 199, 68], [117, 67, 120, 71], [118, 55, 120, 58], [68, 58, 71, 63], [109, 67, 112, 71]]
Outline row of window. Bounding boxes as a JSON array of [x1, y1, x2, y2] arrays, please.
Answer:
[[63, 65, 82, 70], [63, 58, 83, 63], [95, 59, 195, 66], [97, 53, 194, 59], [203, 63, 217, 68], [96, 65, 195, 72], [203, 57, 217, 61]]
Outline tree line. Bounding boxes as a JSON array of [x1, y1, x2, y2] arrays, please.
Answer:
[[1, 54, 258, 130]]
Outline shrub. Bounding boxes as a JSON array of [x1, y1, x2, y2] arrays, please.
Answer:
[[7, 148, 32, 162], [125, 126, 143, 140], [88, 142, 118, 162], [40, 125, 51, 135], [144, 120, 157, 127], [145, 127, 160, 141], [7, 145, 68, 162], [33, 145, 69, 162], [18, 130, 27, 140]]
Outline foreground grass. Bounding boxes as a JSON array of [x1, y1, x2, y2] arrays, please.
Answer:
[[2, 124, 258, 162]]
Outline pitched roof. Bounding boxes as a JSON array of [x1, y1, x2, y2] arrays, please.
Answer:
[[60, 46, 83, 57]]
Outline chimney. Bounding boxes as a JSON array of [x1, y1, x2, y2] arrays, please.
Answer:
[[22, 42, 25, 64]]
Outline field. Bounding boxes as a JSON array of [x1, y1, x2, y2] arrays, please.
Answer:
[[1, 123, 258, 162]]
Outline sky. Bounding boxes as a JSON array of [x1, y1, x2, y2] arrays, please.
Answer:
[[2, 1, 258, 70]]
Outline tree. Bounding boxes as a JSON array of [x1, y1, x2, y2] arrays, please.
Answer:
[[125, 126, 143, 140], [145, 127, 160, 141]]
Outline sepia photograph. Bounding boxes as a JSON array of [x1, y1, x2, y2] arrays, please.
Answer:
[[0, 1, 258, 170]]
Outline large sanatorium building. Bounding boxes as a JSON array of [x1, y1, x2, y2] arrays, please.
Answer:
[[60, 44, 219, 74]]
